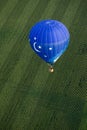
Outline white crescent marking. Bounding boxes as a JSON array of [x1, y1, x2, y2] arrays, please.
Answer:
[[33, 42, 41, 52]]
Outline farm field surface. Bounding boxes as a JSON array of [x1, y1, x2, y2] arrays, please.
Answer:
[[0, 0, 87, 129]]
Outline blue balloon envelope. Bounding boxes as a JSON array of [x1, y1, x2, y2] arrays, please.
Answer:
[[28, 20, 70, 65]]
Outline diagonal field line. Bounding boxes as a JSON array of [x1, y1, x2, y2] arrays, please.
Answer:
[[62, 0, 82, 27], [0, 1, 8, 13], [0, 0, 19, 29], [39, 0, 57, 20]]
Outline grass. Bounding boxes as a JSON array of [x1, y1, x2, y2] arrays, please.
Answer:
[[0, 0, 87, 129]]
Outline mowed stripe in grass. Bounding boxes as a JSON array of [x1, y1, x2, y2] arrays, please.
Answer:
[[0, 0, 19, 29], [0, 0, 52, 128], [0, 0, 8, 13], [39, 0, 59, 20], [52, 0, 70, 20]]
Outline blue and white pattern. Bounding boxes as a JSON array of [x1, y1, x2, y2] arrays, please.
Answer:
[[28, 19, 70, 64]]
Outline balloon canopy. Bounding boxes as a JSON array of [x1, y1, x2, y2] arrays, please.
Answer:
[[28, 19, 70, 65]]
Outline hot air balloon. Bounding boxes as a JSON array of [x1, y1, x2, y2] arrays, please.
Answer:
[[28, 19, 70, 72]]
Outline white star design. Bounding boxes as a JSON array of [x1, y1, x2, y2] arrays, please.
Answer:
[[34, 37, 37, 40], [38, 46, 42, 49], [49, 47, 52, 50], [46, 21, 50, 24], [44, 55, 47, 57]]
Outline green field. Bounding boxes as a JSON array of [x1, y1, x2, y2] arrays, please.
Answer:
[[0, 0, 87, 129]]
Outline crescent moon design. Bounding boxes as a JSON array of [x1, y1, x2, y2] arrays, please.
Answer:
[[33, 42, 41, 52]]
